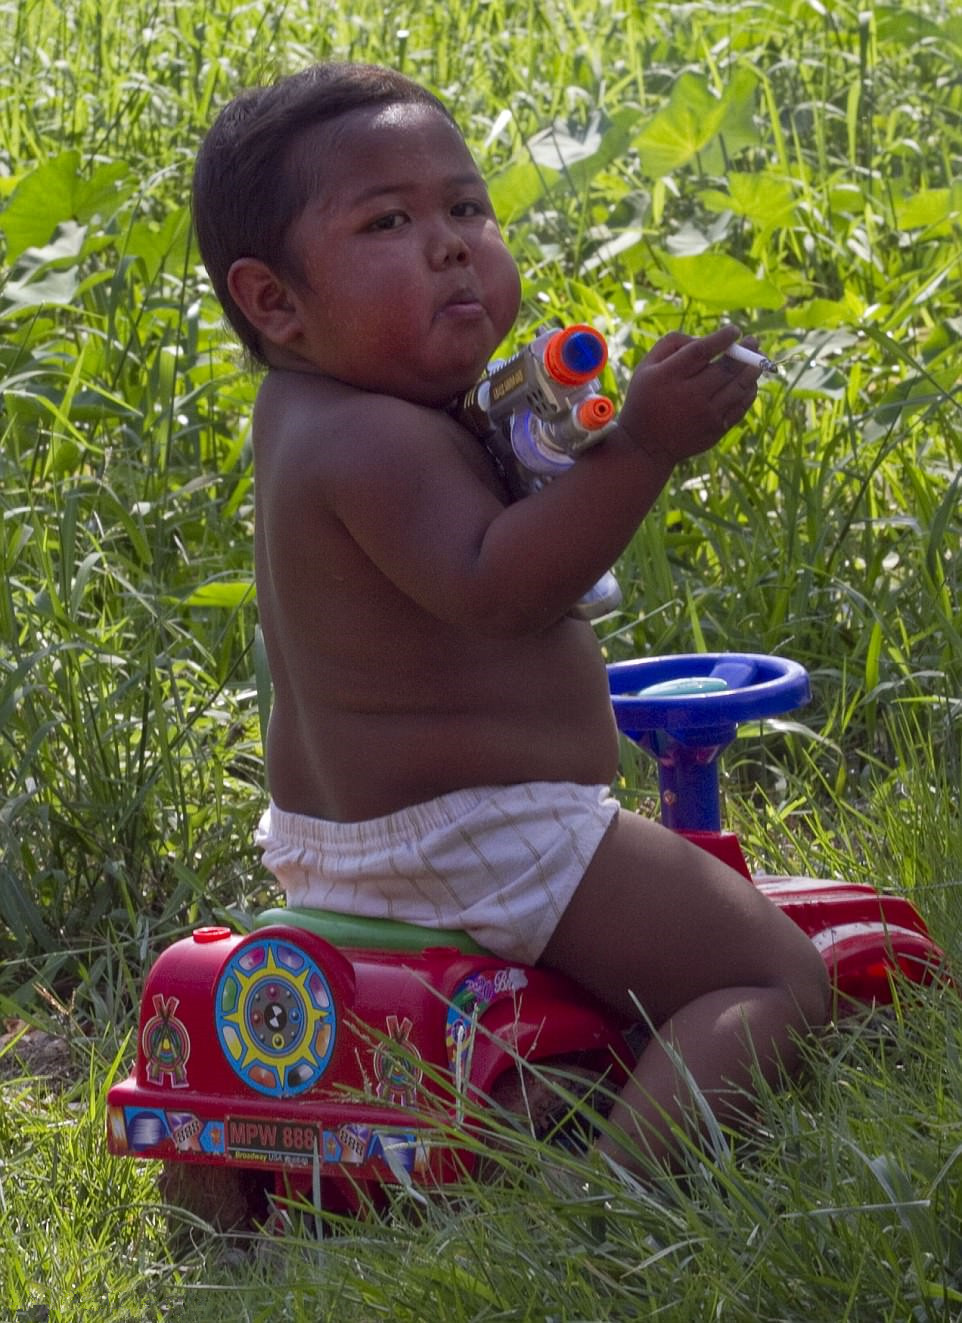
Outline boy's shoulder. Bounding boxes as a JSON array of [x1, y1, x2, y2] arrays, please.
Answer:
[[257, 366, 413, 420], [256, 368, 448, 432], [252, 368, 474, 479]]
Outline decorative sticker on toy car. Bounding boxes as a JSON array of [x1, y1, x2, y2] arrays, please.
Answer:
[[110, 1106, 228, 1158], [445, 967, 528, 1080], [166, 1111, 225, 1155], [107, 1105, 131, 1153], [142, 994, 191, 1087], [324, 1123, 429, 1176], [215, 938, 337, 1097], [200, 1121, 226, 1154], [368, 1128, 429, 1178], [373, 1014, 423, 1106], [123, 1106, 171, 1152], [333, 1122, 372, 1165]]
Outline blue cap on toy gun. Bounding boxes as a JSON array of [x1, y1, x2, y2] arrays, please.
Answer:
[[539, 324, 608, 385]]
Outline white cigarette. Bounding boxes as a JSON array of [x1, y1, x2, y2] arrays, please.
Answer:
[[725, 343, 778, 373]]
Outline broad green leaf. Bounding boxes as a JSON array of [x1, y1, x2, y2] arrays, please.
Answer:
[[872, 369, 957, 421], [186, 580, 256, 609], [918, 320, 962, 360], [633, 74, 726, 178], [583, 227, 645, 273], [633, 68, 758, 180], [527, 119, 605, 170], [527, 107, 642, 189], [488, 159, 557, 224], [49, 436, 85, 478], [3, 382, 139, 422], [664, 212, 734, 257], [15, 219, 87, 268], [786, 296, 862, 330], [875, 5, 947, 45], [658, 252, 785, 310], [0, 151, 133, 263], [895, 187, 962, 235], [568, 109, 644, 191], [827, 181, 865, 216], [494, 108, 642, 221], [789, 363, 848, 399], [699, 173, 797, 231], [123, 206, 193, 282], [0, 152, 83, 260], [1, 267, 80, 311], [700, 188, 737, 214], [2, 389, 87, 438], [701, 66, 760, 162], [1, 221, 115, 313]]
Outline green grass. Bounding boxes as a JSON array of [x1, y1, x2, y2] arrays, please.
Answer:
[[2, 0, 961, 1316], [9, 993, 962, 1322]]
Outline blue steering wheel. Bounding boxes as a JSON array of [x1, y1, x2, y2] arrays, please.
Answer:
[[607, 653, 810, 831], [607, 652, 810, 739]]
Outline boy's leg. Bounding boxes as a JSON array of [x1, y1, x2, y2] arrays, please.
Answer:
[[539, 808, 831, 1171]]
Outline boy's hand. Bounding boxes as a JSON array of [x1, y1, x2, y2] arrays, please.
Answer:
[[618, 324, 762, 464]]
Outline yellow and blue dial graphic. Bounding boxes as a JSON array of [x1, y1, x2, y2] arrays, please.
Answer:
[[215, 938, 336, 1097]]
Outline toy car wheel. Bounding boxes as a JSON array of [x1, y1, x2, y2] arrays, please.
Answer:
[[488, 1054, 611, 1152]]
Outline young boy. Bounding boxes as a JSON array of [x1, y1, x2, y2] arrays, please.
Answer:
[[192, 61, 830, 1171]]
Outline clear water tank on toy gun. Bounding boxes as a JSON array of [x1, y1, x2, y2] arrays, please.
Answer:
[[452, 324, 621, 620]]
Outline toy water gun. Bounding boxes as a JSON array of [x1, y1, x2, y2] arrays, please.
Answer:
[[454, 324, 617, 476], [451, 324, 622, 620]]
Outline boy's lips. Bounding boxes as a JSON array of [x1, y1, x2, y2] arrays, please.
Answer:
[[436, 289, 486, 320]]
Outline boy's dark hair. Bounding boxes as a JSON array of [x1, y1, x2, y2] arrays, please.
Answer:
[[192, 62, 456, 363]]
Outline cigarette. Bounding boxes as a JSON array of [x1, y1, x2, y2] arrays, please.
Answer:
[[725, 343, 779, 374]]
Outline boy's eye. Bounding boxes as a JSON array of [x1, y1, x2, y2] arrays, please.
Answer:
[[368, 212, 408, 231], [451, 200, 486, 218]]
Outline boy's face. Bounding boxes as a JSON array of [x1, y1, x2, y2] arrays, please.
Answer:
[[265, 102, 522, 405]]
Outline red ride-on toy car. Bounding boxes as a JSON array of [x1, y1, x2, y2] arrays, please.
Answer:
[[106, 652, 945, 1228]]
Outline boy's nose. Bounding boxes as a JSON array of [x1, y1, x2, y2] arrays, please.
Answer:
[[427, 225, 470, 269]]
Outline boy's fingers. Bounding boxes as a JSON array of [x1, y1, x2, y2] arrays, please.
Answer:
[[717, 376, 758, 426], [669, 324, 743, 376], [716, 355, 761, 388], [643, 331, 695, 364]]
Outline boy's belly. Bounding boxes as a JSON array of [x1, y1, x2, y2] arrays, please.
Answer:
[[266, 623, 620, 822]]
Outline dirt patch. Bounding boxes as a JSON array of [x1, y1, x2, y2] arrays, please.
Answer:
[[0, 1020, 78, 1090]]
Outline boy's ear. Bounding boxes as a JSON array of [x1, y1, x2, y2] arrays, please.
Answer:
[[227, 258, 302, 346]]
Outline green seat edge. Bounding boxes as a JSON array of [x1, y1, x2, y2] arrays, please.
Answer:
[[253, 905, 487, 955]]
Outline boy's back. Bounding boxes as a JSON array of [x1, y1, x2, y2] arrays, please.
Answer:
[[252, 369, 620, 822]]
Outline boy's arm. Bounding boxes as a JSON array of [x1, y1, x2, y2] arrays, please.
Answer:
[[321, 324, 758, 635]]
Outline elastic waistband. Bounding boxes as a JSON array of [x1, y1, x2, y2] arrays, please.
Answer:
[[260, 783, 610, 852]]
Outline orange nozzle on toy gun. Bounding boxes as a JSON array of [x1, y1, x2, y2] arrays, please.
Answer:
[[573, 393, 615, 431], [525, 392, 617, 459]]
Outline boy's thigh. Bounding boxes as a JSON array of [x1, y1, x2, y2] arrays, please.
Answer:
[[539, 808, 820, 1026]]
